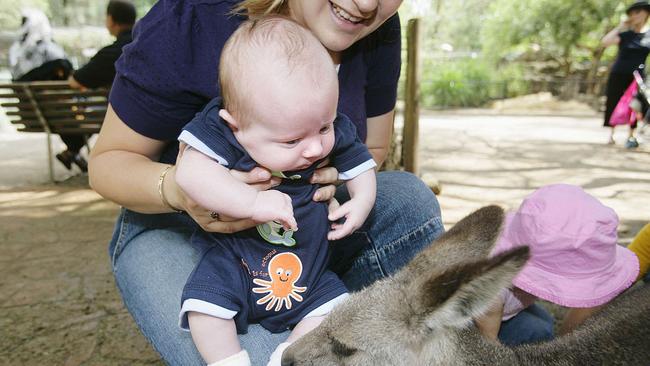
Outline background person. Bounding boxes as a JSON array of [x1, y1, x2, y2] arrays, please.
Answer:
[[601, 0, 650, 149], [8, 8, 72, 82], [476, 184, 641, 343], [56, 0, 136, 173]]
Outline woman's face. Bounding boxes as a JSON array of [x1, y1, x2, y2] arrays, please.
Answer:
[[628, 8, 650, 27], [288, 0, 403, 53]]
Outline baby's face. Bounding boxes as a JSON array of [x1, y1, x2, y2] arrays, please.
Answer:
[[234, 68, 338, 172]]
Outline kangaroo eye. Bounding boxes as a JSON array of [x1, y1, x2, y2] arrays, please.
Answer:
[[331, 338, 357, 358]]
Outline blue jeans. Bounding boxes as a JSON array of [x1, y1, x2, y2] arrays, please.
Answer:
[[498, 303, 555, 346], [109, 171, 444, 366]]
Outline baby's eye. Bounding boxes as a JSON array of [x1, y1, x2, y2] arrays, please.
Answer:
[[284, 138, 301, 146], [320, 124, 332, 134]]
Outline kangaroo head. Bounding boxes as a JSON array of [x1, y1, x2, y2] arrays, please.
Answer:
[[282, 206, 529, 366]]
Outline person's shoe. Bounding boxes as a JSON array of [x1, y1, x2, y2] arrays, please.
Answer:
[[55, 150, 74, 170], [607, 137, 615, 145], [73, 154, 88, 173], [625, 137, 639, 149]]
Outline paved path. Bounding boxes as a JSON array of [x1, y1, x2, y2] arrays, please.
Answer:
[[1, 112, 649, 365]]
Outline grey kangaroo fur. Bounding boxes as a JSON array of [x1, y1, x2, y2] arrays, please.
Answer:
[[282, 205, 650, 365]]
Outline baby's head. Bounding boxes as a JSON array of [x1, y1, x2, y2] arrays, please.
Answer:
[[493, 184, 639, 308], [218, 16, 339, 172]]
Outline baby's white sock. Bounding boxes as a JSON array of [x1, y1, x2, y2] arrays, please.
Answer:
[[208, 350, 251, 366], [267, 342, 292, 366]]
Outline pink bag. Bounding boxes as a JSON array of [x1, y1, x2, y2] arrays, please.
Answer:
[[610, 81, 638, 126]]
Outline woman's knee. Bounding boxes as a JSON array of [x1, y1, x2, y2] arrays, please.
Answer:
[[112, 229, 205, 365], [375, 171, 441, 220]]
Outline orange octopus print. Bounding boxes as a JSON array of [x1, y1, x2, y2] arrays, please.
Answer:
[[252, 252, 307, 312]]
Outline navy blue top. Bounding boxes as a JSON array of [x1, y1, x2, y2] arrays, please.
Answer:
[[109, 0, 401, 160], [178, 98, 374, 333], [611, 30, 650, 74]]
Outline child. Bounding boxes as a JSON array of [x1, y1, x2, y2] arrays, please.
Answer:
[[476, 184, 640, 342], [629, 223, 650, 282], [174, 17, 377, 366]]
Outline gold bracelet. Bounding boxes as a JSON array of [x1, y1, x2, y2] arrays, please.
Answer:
[[158, 165, 183, 213]]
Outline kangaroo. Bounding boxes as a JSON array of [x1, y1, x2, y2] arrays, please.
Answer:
[[282, 205, 650, 365]]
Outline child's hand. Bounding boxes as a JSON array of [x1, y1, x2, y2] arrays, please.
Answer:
[[327, 197, 373, 241], [252, 190, 297, 231]]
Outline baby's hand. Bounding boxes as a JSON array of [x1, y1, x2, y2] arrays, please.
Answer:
[[252, 190, 297, 231], [327, 197, 373, 241]]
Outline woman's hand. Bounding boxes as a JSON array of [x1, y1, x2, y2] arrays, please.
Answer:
[[171, 165, 281, 233], [310, 159, 340, 202]]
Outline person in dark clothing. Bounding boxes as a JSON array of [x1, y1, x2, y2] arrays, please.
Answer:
[[601, 0, 650, 149], [9, 8, 70, 82], [56, 0, 136, 172]]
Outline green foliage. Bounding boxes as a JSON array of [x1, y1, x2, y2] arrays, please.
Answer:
[[417, 59, 530, 108], [481, 0, 624, 70], [0, 0, 156, 30], [0, 0, 50, 29]]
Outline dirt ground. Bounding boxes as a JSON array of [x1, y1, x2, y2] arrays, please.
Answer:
[[2, 98, 649, 365]]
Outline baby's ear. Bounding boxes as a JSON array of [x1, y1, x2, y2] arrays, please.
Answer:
[[219, 109, 239, 131]]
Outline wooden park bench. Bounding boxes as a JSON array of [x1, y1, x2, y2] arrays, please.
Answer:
[[0, 81, 109, 182]]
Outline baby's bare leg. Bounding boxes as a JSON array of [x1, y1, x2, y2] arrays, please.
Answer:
[[287, 315, 325, 342], [267, 316, 326, 366], [188, 311, 244, 364]]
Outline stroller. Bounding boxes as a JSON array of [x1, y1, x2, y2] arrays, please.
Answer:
[[631, 70, 650, 142]]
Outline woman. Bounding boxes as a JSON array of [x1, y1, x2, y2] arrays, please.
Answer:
[[88, 1, 534, 364], [602, 0, 650, 149]]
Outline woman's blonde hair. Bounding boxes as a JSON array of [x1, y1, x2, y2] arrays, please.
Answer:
[[232, 0, 290, 17]]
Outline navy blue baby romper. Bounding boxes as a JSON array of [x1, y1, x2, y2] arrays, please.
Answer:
[[178, 98, 376, 334]]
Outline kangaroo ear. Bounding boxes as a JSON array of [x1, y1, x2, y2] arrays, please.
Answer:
[[404, 205, 506, 278], [408, 246, 529, 330]]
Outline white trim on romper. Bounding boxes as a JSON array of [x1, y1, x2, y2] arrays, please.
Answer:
[[303, 293, 350, 318], [178, 130, 229, 166], [179, 298, 238, 331], [338, 159, 376, 180]]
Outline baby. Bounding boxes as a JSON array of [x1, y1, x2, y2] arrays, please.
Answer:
[[174, 16, 377, 366], [476, 184, 640, 342]]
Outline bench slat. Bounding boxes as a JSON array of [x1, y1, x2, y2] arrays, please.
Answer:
[[10, 121, 43, 128], [34, 91, 108, 100], [37, 100, 109, 108], [48, 118, 105, 125]]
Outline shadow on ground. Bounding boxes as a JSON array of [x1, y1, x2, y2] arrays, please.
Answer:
[[0, 176, 163, 366]]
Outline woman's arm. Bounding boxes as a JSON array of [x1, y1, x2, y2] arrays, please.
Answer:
[[365, 110, 395, 168], [88, 104, 282, 232], [602, 21, 629, 48], [89, 104, 173, 213]]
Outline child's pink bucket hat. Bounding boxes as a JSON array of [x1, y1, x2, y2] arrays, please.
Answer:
[[493, 184, 639, 308]]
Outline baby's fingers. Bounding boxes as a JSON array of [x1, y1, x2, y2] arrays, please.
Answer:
[[280, 215, 298, 232], [328, 202, 350, 222], [328, 221, 353, 241]]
